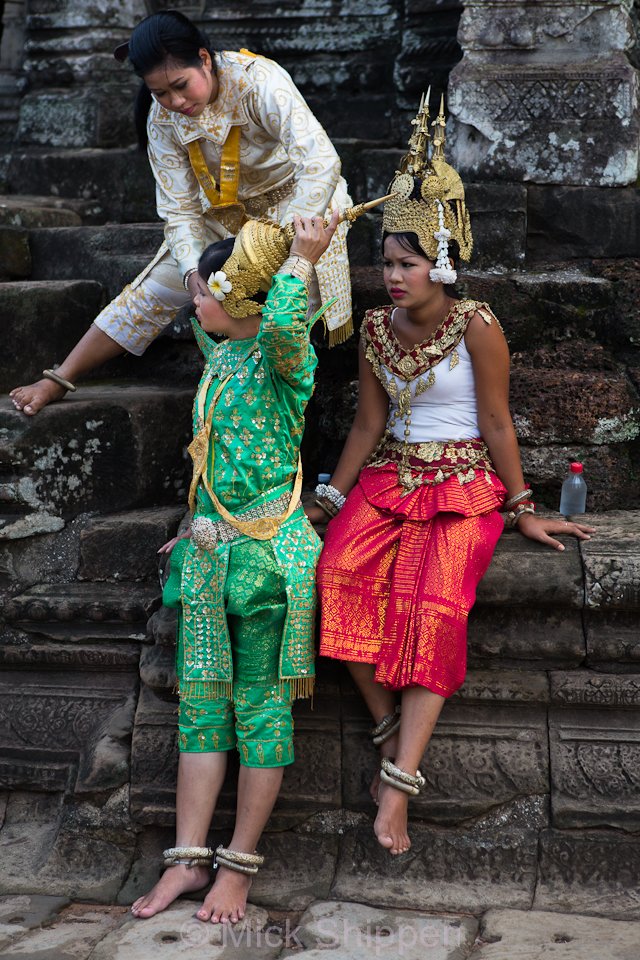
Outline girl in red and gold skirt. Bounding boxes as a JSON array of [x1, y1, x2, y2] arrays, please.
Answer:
[[308, 95, 593, 857]]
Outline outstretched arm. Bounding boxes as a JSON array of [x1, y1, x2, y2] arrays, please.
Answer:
[[258, 211, 339, 388], [466, 311, 594, 551]]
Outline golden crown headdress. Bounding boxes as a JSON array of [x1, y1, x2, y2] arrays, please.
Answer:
[[383, 90, 473, 283], [208, 196, 393, 321]]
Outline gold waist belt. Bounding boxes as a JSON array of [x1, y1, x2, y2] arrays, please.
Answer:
[[192, 491, 301, 550]]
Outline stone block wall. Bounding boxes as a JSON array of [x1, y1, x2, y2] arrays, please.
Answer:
[[0, 0, 639, 919]]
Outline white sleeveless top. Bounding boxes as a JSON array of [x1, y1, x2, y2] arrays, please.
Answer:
[[385, 332, 480, 443]]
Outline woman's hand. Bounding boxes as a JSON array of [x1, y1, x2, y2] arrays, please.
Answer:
[[290, 209, 339, 266], [187, 272, 210, 302], [515, 513, 595, 551], [158, 527, 192, 555]]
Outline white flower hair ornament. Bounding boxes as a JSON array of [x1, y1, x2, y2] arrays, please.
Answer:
[[207, 270, 233, 301], [429, 200, 457, 285]]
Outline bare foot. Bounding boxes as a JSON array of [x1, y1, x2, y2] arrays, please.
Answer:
[[9, 379, 66, 415], [130, 863, 210, 919], [196, 866, 252, 924], [374, 782, 410, 855]]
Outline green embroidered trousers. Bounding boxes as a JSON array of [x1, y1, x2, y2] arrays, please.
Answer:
[[178, 537, 294, 767]]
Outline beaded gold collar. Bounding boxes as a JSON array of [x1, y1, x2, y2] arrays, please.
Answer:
[[361, 299, 495, 383]]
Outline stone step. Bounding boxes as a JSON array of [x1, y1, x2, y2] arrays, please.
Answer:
[[0, 385, 193, 522], [0, 194, 84, 228], [29, 223, 165, 301], [1, 274, 202, 395], [2, 582, 161, 639], [78, 506, 186, 582], [350, 264, 616, 350], [0, 280, 105, 393], [0, 225, 30, 280], [0, 147, 155, 225]]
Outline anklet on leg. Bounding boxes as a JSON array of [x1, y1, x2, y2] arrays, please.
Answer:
[[214, 846, 264, 876], [379, 758, 426, 796]]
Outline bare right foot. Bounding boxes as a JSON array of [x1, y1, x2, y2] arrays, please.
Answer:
[[130, 863, 210, 919], [10, 379, 66, 415]]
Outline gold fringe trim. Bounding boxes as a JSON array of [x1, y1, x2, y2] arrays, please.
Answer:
[[281, 677, 315, 701], [178, 680, 233, 701], [178, 677, 314, 701], [328, 317, 353, 347]]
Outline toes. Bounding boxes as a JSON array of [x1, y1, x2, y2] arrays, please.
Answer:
[[377, 832, 394, 849]]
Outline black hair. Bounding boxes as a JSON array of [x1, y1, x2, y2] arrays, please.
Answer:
[[130, 11, 217, 150], [198, 237, 235, 281], [198, 238, 268, 307]]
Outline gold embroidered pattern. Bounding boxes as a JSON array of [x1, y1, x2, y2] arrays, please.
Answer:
[[367, 435, 496, 492], [361, 299, 496, 388]]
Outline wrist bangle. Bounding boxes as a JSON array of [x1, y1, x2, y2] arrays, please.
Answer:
[[42, 369, 76, 393], [315, 483, 346, 511], [504, 488, 533, 510], [278, 255, 314, 287], [314, 497, 338, 519], [505, 503, 535, 529], [183, 268, 198, 291]]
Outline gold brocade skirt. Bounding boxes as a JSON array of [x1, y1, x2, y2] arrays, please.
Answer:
[[317, 463, 506, 697]]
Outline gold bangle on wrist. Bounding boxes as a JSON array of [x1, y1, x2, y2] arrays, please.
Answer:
[[278, 255, 314, 287], [42, 369, 77, 393]]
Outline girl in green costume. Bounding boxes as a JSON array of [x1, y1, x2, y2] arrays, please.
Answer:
[[131, 211, 339, 925]]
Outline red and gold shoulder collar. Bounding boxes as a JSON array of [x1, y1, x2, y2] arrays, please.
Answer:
[[360, 299, 497, 381]]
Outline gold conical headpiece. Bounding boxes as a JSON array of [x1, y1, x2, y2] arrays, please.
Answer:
[[383, 91, 473, 269], [208, 193, 394, 320]]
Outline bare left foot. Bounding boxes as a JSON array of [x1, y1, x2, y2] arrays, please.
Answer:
[[196, 866, 252, 924], [131, 863, 211, 918], [374, 782, 410, 855]]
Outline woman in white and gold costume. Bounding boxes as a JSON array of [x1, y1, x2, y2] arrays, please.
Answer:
[[10, 10, 351, 414]]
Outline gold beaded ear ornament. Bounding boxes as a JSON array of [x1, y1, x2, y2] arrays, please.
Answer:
[[382, 89, 473, 284]]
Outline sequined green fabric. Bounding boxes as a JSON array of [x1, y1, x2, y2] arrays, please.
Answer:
[[177, 275, 322, 706]]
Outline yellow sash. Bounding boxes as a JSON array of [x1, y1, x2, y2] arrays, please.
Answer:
[[187, 366, 303, 541], [187, 124, 242, 210]]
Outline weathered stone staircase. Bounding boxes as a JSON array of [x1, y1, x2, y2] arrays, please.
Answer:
[[1, 139, 640, 920]]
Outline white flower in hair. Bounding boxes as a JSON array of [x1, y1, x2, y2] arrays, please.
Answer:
[[207, 270, 232, 301]]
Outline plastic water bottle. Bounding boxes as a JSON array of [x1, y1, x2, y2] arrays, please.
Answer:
[[559, 462, 587, 515]]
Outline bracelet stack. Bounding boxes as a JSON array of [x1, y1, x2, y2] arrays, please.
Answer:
[[278, 254, 314, 288], [503, 487, 535, 529], [314, 482, 346, 520]]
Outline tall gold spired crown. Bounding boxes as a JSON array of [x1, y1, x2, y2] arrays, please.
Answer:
[[383, 91, 473, 270]]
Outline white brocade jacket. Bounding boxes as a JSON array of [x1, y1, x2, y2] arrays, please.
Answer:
[[145, 50, 352, 331]]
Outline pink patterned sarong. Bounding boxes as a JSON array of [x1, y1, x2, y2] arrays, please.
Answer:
[[317, 464, 505, 697]]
